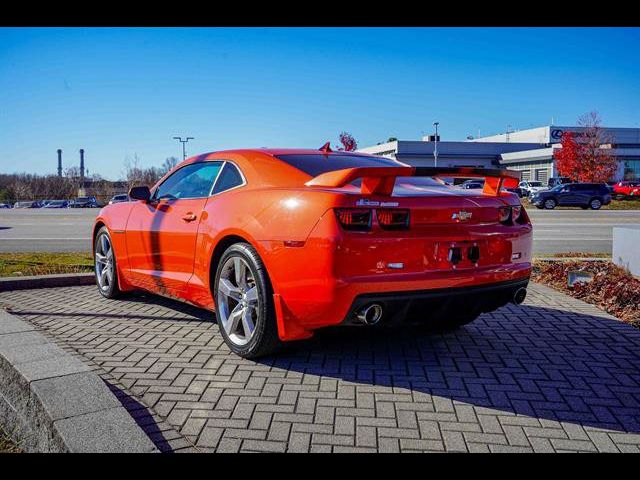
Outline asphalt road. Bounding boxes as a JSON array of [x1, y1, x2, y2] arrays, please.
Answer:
[[0, 207, 639, 255]]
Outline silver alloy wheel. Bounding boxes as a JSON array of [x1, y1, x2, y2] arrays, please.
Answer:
[[591, 199, 602, 209], [544, 199, 555, 209], [217, 256, 259, 346], [95, 233, 114, 292]]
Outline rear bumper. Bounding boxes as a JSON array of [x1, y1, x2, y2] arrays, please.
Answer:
[[341, 278, 529, 326], [259, 208, 533, 341]]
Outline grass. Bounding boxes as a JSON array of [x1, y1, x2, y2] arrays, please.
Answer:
[[0, 427, 22, 453], [0, 252, 93, 277], [523, 198, 640, 210], [603, 199, 640, 210]]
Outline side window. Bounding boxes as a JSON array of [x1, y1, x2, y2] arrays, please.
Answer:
[[154, 162, 223, 200], [212, 163, 245, 194]]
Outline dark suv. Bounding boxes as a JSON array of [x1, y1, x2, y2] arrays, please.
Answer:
[[530, 183, 612, 210], [547, 177, 573, 188]]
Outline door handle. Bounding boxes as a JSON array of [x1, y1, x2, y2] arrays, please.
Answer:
[[182, 212, 197, 222]]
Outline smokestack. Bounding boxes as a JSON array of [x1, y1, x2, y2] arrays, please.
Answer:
[[79, 149, 85, 182], [57, 149, 63, 177]]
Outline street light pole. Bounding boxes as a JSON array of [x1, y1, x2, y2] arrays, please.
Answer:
[[433, 122, 439, 167], [173, 136, 195, 161]]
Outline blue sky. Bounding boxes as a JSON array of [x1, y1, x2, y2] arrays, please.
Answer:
[[1, 27, 639, 180]]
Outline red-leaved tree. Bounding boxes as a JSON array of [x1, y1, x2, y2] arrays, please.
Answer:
[[554, 131, 582, 180], [554, 112, 618, 183], [337, 132, 358, 152]]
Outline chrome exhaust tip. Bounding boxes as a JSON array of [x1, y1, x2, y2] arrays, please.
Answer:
[[513, 287, 527, 305], [357, 303, 383, 325]]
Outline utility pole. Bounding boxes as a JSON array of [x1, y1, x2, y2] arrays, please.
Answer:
[[433, 122, 439, 167], [173, 136, 194, 161]]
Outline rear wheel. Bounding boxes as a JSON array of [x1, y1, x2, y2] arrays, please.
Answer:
[[214, 243, 280, 358], [94, 227, 121, 299], [590, 198, 602, 210]]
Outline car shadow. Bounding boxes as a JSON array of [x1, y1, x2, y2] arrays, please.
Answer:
[[257, 304, 640, 434]]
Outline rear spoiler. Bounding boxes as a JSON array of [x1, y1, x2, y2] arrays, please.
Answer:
[[305, 166, 521, 196]]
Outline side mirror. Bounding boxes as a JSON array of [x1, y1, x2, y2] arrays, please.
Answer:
[[129, 186, 151, 201]]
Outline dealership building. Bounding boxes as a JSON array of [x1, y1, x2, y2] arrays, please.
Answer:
[[358, 125, 640, 184]]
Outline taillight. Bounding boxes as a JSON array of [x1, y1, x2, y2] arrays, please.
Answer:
[[511, 205, 523, 223], [335, 208, 372, 231], [498, 206, 511, 223], [499, 205, 525, 225], [376, 209, 410, 230]]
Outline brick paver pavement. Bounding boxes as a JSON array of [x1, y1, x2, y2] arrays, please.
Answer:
[[1, 283, 639, 453]]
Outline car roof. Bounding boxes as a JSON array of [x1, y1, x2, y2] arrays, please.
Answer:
[[153, 148, 402, 191], [190, 148, 382, 159]]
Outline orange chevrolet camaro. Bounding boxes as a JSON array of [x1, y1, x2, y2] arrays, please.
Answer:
[[93, 146, 532, 358]]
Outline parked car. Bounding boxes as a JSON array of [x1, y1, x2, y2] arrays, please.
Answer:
[[93, 148, 532, 358], [612, 181, 640, 199], [43, 199, 70, 208], [70, 196, 99, 208], [13, 200, 41, 208], [459, 179, 485, 189], [108, 194, 129, 205], [547, 177, 573, 188], [505, 187, 526, 198], [0, 203, 12, 209], [517, 180, 545, 197], [530, 183, 612, 210]]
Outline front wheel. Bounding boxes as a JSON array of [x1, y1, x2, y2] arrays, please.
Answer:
[[214, 243, 280, 358], [94, 227, 121, 299], [590, 198, 602, 210], [544, 198, 557, 210]]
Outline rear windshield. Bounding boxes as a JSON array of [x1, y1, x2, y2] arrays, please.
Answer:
[[275, 153, 402, 178]]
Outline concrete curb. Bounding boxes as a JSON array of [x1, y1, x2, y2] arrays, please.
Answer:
[[0, 273, 95, 292], [0, 309, 158, 453]]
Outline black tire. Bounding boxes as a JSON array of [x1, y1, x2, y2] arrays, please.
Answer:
[[543, 198, 557, 210], [94, 226, 121, 299], [589, 198, 602, 210], [214, 242, 280, 359]]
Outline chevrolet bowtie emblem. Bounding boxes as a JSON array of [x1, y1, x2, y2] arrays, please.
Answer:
[[452, 211, 472, 221]]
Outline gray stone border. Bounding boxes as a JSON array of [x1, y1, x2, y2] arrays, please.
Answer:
[[0, 309, 157, 452], [0, 273, 95, 292]]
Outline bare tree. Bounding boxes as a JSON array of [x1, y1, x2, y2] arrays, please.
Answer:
[[123, 154, 163, 189], [161, 156, 179, 176]]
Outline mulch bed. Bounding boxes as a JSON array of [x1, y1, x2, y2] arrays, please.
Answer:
[[532, 260, 640, 328]]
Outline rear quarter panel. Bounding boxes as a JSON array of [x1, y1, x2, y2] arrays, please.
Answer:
[[189, 187, 343, 307]]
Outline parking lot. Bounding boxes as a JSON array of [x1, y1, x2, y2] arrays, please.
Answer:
[[1, 207, 638, 254], [1, 282, 639, 452]]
